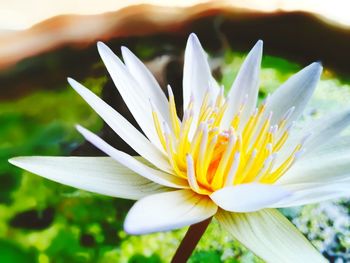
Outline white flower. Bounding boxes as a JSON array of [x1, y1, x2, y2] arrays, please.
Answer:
[[10, 33, 350, 262]]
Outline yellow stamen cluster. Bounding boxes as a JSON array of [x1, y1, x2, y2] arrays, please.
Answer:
[[152, 87, 302, 195]]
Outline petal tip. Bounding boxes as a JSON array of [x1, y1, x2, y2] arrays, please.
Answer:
[[312, 60, 322, 67], [189, 32, 198, 40], [308, 61, 323, 74], [67, 78, 85, 93], [123, 220, 139, 235], [256, 39, 263, 48], [120, 45, 129, 54], [251, 39, 263, 57], [315, 61, 323, 73], [309, 62, 323, 80], [123, 212, 154, 235], [8, 157, 19, 166], [75, 124, 86, 135], [187, 32, 201, 48], [97, 41, 110, 56], [121, 46, 136, 64], [8, 157, 29, 169], [97, 41, 105, 49], [67, 77, 76, 86]]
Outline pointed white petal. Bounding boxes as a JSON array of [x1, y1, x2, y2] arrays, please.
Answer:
[[67, 78, 172, 173], [183, 33, 218, 119], [210, 183, 291, 212], [273, 182, 350, 207], [276, 110, 350, 183], [124, 189, 217, 234], [76, 125, 188, 189], [277, 151, 350, 185], [97, 42, 164, 150], [216, 209, 326, 263], [302, 109, 350, 153], [9, 157, 169, 200], [121, 46, 171, 123], [222, 40, 263, 129], [305, 135, 350, 157], [266, 62, 322, 125]]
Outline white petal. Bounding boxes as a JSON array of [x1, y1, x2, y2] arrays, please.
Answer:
[[277, 151, 350, 185], [183, 33, 218, 119], [76, 125, 188, 189], [210, 183, 291, 212], [216, 209, 326, 263], [97, 42, 164, 150], [305, 135, 350, 157], [121, 46, 171, 123], [266, 62, 322, 125], [302, 109, 350, 153], [274, 182, 350, 207], [222, 40, 263, 129], [67, 78, 172, 173], [124, 189, 217, 234], [9, 157, 169, 200], [277, 110, 350, 183]]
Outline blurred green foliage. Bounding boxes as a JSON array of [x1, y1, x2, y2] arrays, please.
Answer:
[[1, 49, 349, 263]]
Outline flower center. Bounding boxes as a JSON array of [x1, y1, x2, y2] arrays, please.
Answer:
[[151, 86, 303, 195]]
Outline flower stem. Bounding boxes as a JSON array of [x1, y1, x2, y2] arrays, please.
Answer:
[[171, 217, 212, 263]]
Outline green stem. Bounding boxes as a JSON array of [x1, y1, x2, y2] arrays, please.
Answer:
[[171, 217, 212, 263]]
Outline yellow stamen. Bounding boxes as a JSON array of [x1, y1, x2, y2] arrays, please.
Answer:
[[223, 152, 240, 186], [178, 109, 193, 159], [211, 133, 237, 189], [167, 85, 181, 138], [164, 125, 186, 179], [234, 149, 258, 185], [151, 86, 303, 195], [213, 101, 228, 127], [189, 124, 204, 160], [151, 110, 167, 150], [261, 144, 302, 183], [215, 86, 225, 108], [203, 135, 218, 183], [274, 130, 289, 152], [249, 112, 272, 152], [198, 91, 211, 121], [196, 125, 209, 185]]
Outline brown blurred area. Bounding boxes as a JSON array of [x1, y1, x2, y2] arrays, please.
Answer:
[[1, 2, 350, 102]]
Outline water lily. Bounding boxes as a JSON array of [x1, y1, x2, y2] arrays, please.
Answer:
[[10, 33, 350, 262]]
